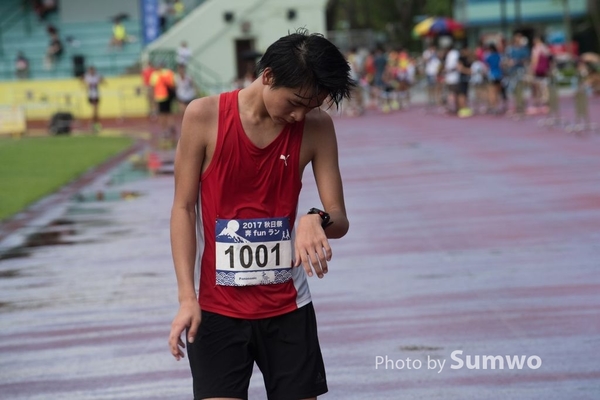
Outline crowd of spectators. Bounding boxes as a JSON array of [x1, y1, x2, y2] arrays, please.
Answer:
[[343, 45, 417, 116], [342, 33, 600, 118]]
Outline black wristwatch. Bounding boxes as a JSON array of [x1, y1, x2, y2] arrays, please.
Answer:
[[308, 208, 333, 229]]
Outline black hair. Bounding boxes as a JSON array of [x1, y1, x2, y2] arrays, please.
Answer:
[[256, 28, 354, 107]]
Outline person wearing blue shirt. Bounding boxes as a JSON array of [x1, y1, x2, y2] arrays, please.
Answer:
[[506, 33, 531, 95], [507, 34, 530, 72], [485, 43, 507, 114]]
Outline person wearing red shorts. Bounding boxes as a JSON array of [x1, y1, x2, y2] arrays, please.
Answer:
[[169, 29, 353, 399]]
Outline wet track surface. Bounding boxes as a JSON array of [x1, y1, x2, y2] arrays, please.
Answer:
[[1, 99, 600, 399]]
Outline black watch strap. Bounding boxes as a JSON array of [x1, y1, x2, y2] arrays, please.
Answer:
[[308, 208, 333, 229]]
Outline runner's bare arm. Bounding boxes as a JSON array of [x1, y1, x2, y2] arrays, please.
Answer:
[[168, 97, 213, 359], [308, 111, 349, 239], [294, 111, 348, 278]]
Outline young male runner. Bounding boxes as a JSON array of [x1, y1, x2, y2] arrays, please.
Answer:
[[169, 29, 353, 400]]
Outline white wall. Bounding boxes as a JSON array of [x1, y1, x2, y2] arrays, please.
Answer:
[[146, 0, 328, 91], [60, 0, 141, 23]]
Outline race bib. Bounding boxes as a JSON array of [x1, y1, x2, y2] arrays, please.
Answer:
[[215, 217, 292, 286]]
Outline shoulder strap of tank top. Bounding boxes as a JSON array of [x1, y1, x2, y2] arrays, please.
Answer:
[[203, 90, 237, 181]]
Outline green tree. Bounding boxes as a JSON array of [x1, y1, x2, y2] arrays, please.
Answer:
[[422, 0, 454, 17], [326, 0, 455, 46]]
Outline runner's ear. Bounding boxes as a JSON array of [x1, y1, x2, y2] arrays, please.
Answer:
[[262, 68, 274, 86]]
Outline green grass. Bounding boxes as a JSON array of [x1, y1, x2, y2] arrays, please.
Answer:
[[0, 136, 134, 221]]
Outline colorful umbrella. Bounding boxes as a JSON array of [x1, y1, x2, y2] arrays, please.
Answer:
[[413, 17, 465, 38]]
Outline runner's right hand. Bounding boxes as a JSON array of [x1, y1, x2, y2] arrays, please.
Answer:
[[169, 299, 201, 360]]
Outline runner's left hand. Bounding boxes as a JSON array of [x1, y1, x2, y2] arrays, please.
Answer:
[[294, 214, 332, 278]]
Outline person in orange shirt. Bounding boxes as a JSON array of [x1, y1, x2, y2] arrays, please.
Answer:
[[150, 63, 176, 143]]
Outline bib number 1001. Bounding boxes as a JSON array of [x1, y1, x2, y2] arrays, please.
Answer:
[[224, 243, 281, 269]]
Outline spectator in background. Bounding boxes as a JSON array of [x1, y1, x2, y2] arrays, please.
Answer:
[[485, 43, 507, 114], [580, 60, 600, 96], [474, 38, 487, 62], [82, 66, 105, 132], [424, 45, 441, 106], [529, 36, 552, 114], [150, 63, 177, 144], [396, 47, 414, 108], [444, 45, 461, 114], [15, 51, 30, 79], [372, 46, 387, 110], [345, 47, 364, 116], [505, 32, 530, 95], [158, 0, 169, 34], [171, 0, 185, 24], [457, 46, 473, 118], [33, 0, 58, 21], [175, 64, 198, 115], [470, 53, 488, 114], [176, 41, 192, 66], [362, 49, 375, 108], [142, 60, 157, 118], [110, 17, 129, 49], [422, 43, 437, 65], [44, 30, 63, 69], [372, 46, 387, 90]]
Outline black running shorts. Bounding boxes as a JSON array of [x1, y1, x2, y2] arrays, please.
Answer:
[[187, 302, 328, 400], [157, 99, 171, 114]]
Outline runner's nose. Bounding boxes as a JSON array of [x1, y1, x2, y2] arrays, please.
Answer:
[[291, 109, 306, 122]]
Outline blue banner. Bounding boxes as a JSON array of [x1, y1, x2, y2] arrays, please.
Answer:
[[140, 0, 159, 45]]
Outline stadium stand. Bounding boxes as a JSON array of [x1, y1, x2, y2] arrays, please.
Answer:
[[0, 2, 142, 81]]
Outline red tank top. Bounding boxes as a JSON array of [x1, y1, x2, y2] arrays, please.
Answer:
[[196, 89, 312, 319]]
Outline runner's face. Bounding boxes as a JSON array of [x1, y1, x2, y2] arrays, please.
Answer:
[[262, 69, 328, 124]]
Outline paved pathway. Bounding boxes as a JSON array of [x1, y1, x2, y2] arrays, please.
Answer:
[[1, 96, 599, 399]]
